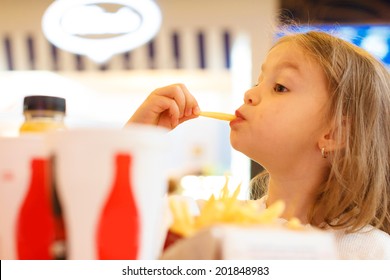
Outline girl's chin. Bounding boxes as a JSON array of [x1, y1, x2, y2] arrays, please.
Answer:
[[229, 137, 243, 153], [229, 134, 238, 148]]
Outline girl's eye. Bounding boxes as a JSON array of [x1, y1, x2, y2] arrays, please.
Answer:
[[274, 83, 288, 93]]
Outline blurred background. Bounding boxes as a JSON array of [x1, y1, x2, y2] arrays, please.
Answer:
[[0, 0, 389, 199]]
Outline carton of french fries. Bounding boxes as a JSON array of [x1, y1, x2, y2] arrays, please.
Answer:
[[161, 179, 337, 259]]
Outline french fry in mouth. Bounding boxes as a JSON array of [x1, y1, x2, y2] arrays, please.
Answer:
[[199, 111, 236, 121]]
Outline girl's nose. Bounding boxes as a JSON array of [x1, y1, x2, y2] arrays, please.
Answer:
[[244, 88, 259, 105]]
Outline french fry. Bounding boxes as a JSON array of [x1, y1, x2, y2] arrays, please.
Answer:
[[219, 177, 230, 199], [286, 217, 304, 230], [199, 111, 236, 121], [169, 198, 195, 237]]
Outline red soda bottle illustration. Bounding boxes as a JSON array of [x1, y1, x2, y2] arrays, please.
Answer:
[[97, 153, 139, 259], [16, 158, 55, 259]]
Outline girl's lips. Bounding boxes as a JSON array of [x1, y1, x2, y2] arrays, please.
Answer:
[[235, 110, 245, 120], [230, 110, 245, 126]]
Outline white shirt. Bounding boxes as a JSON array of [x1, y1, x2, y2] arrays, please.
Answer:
[[333, 225, 390, 259], [257, 196, 390, 259]]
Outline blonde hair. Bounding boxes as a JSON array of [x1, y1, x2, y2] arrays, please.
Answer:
[[251, 31, 390, 234]]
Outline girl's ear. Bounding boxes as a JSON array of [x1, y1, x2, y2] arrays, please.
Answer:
[[317, 119, 347, 153]]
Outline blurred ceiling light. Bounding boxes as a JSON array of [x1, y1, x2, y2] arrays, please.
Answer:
[[61, 5, 142, 35], [42, 0, 162, 63]]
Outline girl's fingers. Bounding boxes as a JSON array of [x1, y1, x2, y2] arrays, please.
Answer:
[[154, 84, 186, 118], [155, 84, 200, 118], [127, 83, 200, 129], [178, 84, 200, 117]]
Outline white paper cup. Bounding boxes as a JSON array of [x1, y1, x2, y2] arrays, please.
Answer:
[[0, 135, 54, 259], [49, 125, 169, 260]]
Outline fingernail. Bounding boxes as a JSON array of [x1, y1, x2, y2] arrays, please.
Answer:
[[193, 106, 200, 115]]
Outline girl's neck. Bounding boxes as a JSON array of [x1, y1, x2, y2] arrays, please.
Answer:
[[265, 174, 324, 225]]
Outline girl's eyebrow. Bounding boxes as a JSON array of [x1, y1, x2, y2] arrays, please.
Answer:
[[261, 61, 301, 75]]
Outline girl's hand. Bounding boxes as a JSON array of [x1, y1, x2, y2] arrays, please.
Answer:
[[126, 84, 200, 130]]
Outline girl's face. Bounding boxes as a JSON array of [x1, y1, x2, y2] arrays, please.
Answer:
[[230, 42, 330, 174]]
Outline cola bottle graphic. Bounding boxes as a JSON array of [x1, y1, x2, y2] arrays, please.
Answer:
[[97, 153, 139, 259], [16, 158, 55, 259]]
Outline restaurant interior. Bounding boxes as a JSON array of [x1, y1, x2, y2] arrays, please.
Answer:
[[1, 0, 389, 199]]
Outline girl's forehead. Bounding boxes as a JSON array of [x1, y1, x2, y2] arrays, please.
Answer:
[[262, 42, 316, 72]]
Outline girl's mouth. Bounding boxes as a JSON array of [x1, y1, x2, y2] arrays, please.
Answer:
[[230, 110, 245, 126], [235, 110, 245, 120]]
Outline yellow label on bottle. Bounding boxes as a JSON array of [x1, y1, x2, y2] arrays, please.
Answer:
[[19, 121, 66, 133]]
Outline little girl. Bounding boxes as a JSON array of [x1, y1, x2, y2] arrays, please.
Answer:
[[127, 31, 390, 259]]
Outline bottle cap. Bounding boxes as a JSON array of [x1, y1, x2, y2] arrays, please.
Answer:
[[23, 95, 66, 113]]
